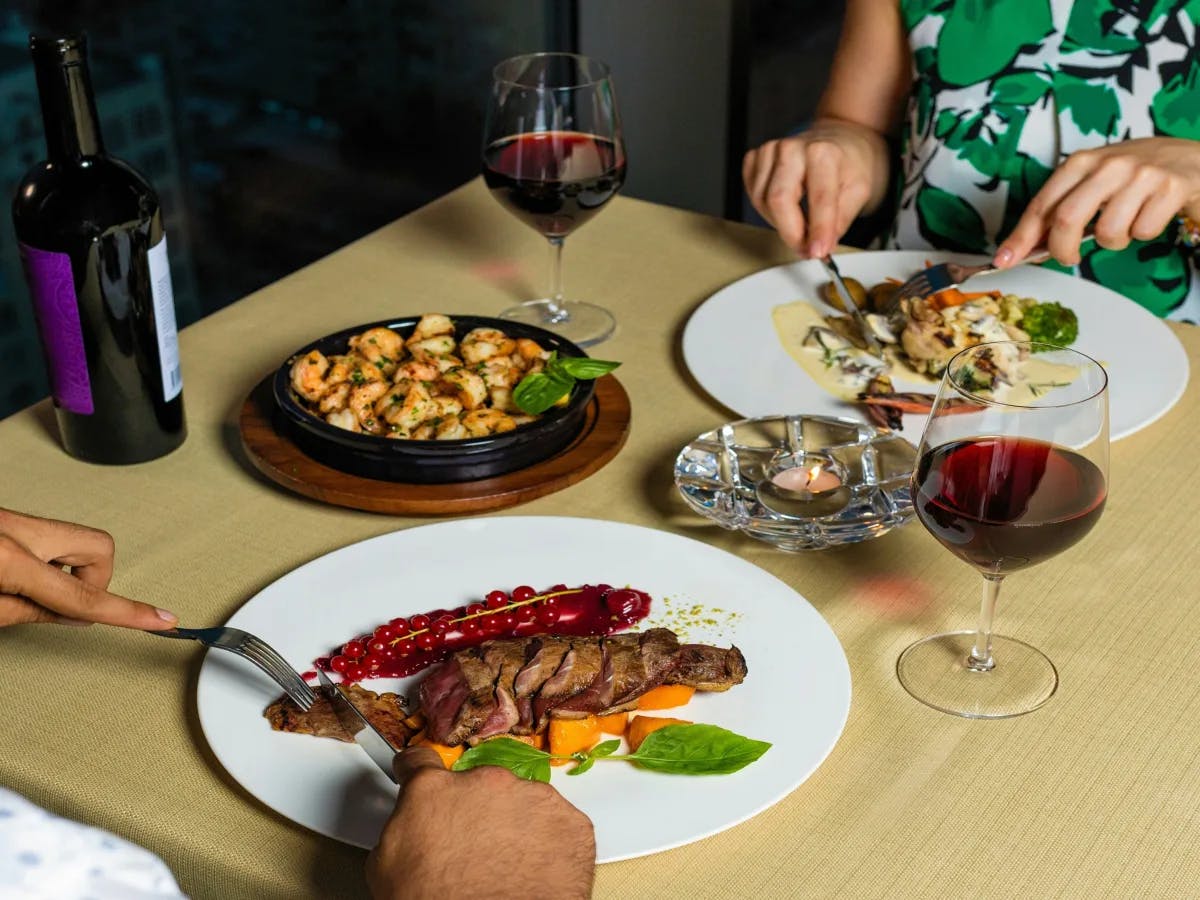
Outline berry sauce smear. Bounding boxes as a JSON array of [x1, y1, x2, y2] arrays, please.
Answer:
[[314, 584, 652, 684]]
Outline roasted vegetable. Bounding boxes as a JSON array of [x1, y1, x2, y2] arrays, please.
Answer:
[[1020, 301, 1079, 348], [819, 277, 868, 311], [628, 715, 693, 752], [635, 685, 696, 710]]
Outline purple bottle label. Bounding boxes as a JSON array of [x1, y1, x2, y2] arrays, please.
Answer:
[[18, 242, 94, 415]]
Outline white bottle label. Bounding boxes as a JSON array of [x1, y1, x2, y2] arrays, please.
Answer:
[[147, 235, 183, 401]]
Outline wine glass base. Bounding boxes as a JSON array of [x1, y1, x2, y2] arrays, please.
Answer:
[[896, 631, 1058, 719], [498, 300, 615, 348]]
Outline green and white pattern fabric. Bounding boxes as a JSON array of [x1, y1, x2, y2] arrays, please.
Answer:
[[890, 0, 1200, 320]]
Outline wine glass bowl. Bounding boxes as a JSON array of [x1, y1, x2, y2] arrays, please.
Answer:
[[482, 52, 626, 346], [897, 341, 1109, 718]]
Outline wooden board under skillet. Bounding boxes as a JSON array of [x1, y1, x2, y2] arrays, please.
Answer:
[[238, 374, 631, 514]]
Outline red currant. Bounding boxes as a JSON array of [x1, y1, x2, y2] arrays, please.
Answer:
[[465, 603, 485, 617], [342, 639, 366, 659], [344, 663, 366, 682], [512, 585, 537, 602], [416, 632, 439, 651], [379, 645, 399, 660], [409, 614, 431, 630], [549, 583, 569, 594], [481, 614, 506, 635], [389, 619, 411, 636], [485, 590, 509, 609], [373, 624, 395, 642], [363, 653, 383, 672], [460, 619, 483, 638], [330, 654, 350, 673], [605, 589, 641, 619], [536, 607, 560, 626], [540, 594, 560, 608], [395, 638, 415, 656], [369, 639, 389, 655], [516, 605, 536, 622], [497, 613, 518, 631]]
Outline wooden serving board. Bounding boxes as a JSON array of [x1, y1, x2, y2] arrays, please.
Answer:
[[238, 375, 631, 515]]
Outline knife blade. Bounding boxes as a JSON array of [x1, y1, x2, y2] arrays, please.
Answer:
[[819, 254, 884, 357], [316, 669, 400, 783]]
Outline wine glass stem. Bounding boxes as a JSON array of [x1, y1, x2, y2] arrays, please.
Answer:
[[968, 574, 1004, 672], [542, 237, 570, 324]]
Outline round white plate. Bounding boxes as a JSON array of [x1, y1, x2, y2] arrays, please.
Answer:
[[682, 250, 1188, 441], [196, 517, 852, 862]]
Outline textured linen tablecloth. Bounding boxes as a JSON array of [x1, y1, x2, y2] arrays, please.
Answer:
[[2, 179, 1198, 900]]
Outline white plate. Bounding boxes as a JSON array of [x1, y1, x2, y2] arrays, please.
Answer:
[[682, 250, 1188, 441], [196, 517, 851, 862]]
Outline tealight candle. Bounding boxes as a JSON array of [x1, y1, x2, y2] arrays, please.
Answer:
[[757, 452, 852, 520], [771, 463, 842, 494]]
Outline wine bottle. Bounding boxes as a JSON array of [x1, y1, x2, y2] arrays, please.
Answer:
[[11, 33, 186, 464]]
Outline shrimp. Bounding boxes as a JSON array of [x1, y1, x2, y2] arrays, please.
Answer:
[[349, 327, 405, 375], [409, 314, 454, 342], [489, 386, 516, 413], [408, 335, 457, 362], [432, 355, 463, 375], [461, 408, 518, 437], [290, 350, 330, 402], [440, 367, 488, 410], [325, 355, 356, 387], [460, 328, 516, 364], [391, 359, 439, 394], [479, 358, 520, 389], [435, 416, 468, 440], [512, 338, 550, 370], [347, 356, 385, 385], [349, 381, 390, 434], [381, 382, 434, 433], [318, 382, 351, 414], [325, 408, 360, 432]]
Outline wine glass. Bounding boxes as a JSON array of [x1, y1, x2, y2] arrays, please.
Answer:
[[482, 52, 627, 347], [897, 340, 1109, 718]]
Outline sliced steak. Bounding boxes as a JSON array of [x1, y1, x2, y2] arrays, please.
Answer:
[[666, 642, 748, 691], [549, 642, 615, 717], [469, 641, 527, 744], [512, 637, 572, 733]]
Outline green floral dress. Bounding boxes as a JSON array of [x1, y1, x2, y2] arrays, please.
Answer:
[[890, 0, 1200, 320]]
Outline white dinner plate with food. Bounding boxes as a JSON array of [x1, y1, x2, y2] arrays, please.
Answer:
[[196, 517, 852, 862], [682, 250, 1188, 441]]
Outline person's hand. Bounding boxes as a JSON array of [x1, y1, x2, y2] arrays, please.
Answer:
[[743, 118, 892, 259], [367, 746, 596, 900], [996, 137, 1200, 268], [0, 508, 177, 630]]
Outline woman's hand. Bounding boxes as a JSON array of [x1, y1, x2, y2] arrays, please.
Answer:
[[367, 746, 596, 900], [743, 119, 892, 259], [0, 508, 177, 629], [996, 137, 1200, 268]]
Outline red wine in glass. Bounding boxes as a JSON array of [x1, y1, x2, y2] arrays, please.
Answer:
[[897, 340, 1109, 719], [482, 52, 626, 346], [914, 437, 1107, 575], [483, 132, 626, 239]]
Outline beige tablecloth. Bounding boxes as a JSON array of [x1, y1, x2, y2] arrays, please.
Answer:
[[2, 180, 1198, 899]]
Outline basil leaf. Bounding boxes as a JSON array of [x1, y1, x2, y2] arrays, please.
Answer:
[[451, 738, 552, 783], [567, 755, 596, 776], [512, 370, 574, 415], [590, 739, 621, 758], [628, 724, 771, 775], [552, 357, 621, 380]]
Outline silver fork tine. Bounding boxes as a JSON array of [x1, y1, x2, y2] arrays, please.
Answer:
[[240, 636, 316, 708]]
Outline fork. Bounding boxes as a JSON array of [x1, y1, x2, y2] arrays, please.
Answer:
[[885, 232, 1096, 312], [154, 626, 316, 711]]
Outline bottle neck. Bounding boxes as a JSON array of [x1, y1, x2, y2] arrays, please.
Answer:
[[30, 34, 105, 161]]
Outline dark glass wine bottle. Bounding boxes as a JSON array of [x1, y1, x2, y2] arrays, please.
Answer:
[[11, 33, 186, 464]]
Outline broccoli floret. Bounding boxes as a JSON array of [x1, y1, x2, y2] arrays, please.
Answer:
[[1020, 302, 1078, 349]]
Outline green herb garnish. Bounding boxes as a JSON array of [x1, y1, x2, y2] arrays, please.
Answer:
[[451, 724, 770, 782], [512, 351, 621, 415]]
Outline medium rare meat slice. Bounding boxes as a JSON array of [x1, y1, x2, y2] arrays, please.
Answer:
[[512, 637, 572, 734], [265, 684, 411, 746], [469, 641, 527, 744], [550, 642, 615, 717], [533, 640, 604, 727]]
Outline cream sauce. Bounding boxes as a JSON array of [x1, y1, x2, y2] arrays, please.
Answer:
[[771, 301, 884, 400], [996, 357, 1081, 405]]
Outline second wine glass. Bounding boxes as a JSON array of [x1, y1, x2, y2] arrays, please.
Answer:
[[482, 52, 626, 347], [897, 341, 1109, 718]]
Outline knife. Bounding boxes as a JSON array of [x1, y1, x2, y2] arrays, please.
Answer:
[[818, 254, 884, 357], [316, 669, 400, 783]]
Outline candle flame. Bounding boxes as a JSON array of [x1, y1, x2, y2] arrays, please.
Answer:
[[806, 464, 823, 487]]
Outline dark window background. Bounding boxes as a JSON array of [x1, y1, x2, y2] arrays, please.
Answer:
[[0, 0, 838, 420]]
